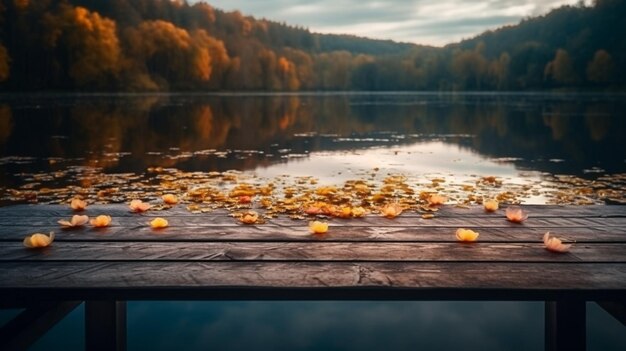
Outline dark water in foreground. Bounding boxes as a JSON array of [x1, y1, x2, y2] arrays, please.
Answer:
[[1, 301, 625, 350], [1, 92, 625, 349]]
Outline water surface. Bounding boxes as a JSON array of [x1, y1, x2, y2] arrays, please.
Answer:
[[1, 92, 625, 350]]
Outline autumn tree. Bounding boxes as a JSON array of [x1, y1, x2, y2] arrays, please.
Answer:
[[283, 48, 313, 90], [451, 48, 487, 90], [42, 5, 122, 87], [488, 52, 511, 90], [544, 49, 578, 85], [277, 56, 299, 90], [586, 49, 614, 84]]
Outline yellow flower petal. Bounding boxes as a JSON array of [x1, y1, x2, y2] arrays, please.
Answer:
[[90, 215, 112, 227], [150, 217, 169, 229], [23, 232, 55, 249], [309, 220, 329, 234], [456, 228, 479, 242]]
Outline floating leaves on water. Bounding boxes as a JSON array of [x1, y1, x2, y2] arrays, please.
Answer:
[[351, 206, 366, 218], [484, 199, 499, 212], [129, 199, 151, 212], [150, 217, 169, 229], [24, 232, 54, 249], [70, 198, 87, 211], [238, 195, 252, 204], [506, 206, 528, 223], [543, 232, 572, 253], [427, 194, 447, 206], [161, 194, 178, 205], [309, 220, 329, 234], [90, 215, 112, 227], [4, 165, 626, 221], [456, 228, 479, 242], [58, 215, 89, 227], [380, 203, 403, 218]]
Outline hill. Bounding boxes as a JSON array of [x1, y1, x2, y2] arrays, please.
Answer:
[[0, 0, 623, 91]]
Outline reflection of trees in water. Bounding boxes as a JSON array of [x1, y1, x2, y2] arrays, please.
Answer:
[[0, 95, 625, 176], [0, 105, 12, 144]]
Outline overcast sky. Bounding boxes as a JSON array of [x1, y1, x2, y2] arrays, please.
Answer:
[[195, 0, 591, 46]]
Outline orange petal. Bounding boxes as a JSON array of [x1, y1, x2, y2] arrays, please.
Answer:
[[57, 219, 73, 227], [240, 211, 259, 224], [428, 194, 447, 206], [351, 207, 366, 218], [380, 203, 403, 218], [309, 221, 329, 234], [90, 215, 112, 227], [505, 206, 528, 223], [484, 199, 499, 212], [150, 217, 169, 229], [59, 214, 89, 227], [543, 232, 572, 253], [129, 199, 151, 212], [23, 231, 54, 249], [70, 198, 87, 211], [238, 195, 252, 204], [162, 194, 178, 205], [456, 228, 479, 242]]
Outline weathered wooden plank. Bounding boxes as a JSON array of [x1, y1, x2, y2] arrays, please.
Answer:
[[1, 224, 624, 243], [0, 204, 624, 218], [2, 213, 625, 227], [1, 262, 625, 301], [1, 242, 625, 263]]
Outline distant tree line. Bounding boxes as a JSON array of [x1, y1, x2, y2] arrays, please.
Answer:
[[0, 0, 624, 91]]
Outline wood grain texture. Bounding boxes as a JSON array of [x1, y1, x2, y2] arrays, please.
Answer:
[[1, 262, 625, 301], [1, 204, 624, 218], [1, 223, 624, 243], [1, 242, 625, 263], [1, 204, 625, 302], [2, 213, 625, 228]]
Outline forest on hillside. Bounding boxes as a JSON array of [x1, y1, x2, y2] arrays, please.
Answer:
[[0, 0, 624, 91]]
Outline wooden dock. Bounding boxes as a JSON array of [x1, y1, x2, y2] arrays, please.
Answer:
[[1, 204, 625, 350]]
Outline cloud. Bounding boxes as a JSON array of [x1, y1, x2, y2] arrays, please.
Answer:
[[196, 0, 591, 46]]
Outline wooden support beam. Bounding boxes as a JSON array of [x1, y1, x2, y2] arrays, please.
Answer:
[[596, 301, 626, 326], [545, 300, 586, 351], [0, 301, 80, 351], [85, 301, 126, 351]]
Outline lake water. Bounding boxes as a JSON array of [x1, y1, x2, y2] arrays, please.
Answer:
[[1, 92, 625, 350]]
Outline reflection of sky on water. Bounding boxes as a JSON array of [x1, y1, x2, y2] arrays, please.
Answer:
[[1, 93, 625, 348], [3, 301, 623, 350], [255, 141, 519, 183]]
